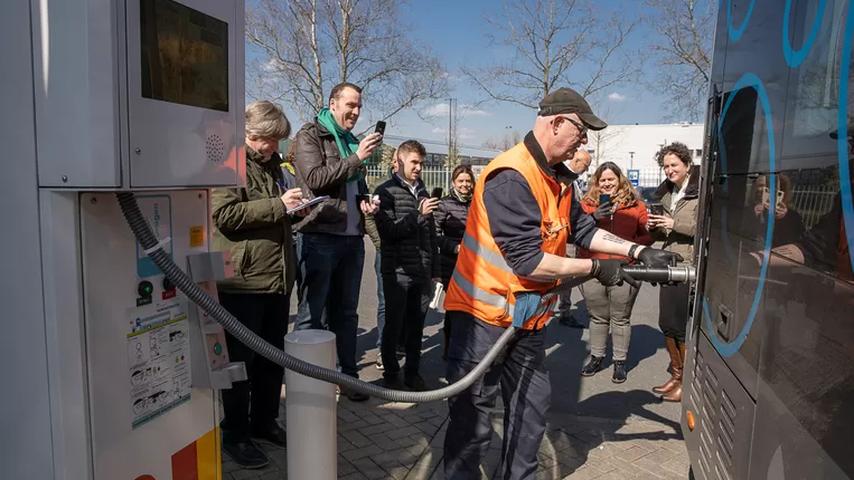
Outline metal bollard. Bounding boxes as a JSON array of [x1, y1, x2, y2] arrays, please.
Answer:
[[285, 330, 337, 480]]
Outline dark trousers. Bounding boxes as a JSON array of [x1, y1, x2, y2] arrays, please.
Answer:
[[381, 274, 430, 377], [443, 311, 550, 480], [295, 233, 365, 377], [659, 282, 690, 341], [218, 291, 289, 442]]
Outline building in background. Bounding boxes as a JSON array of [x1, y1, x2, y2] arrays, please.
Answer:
[[586, 123, 704, 187]]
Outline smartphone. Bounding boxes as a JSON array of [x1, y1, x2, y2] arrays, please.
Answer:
[[431, 187, 443, 199], [599, 193, 611, 206], [649, 203, 664, 216], [775, 189, 785, 207], [358, 193, 377, 203], [375, 121, 386, 135], [761, 186, 770, 206]]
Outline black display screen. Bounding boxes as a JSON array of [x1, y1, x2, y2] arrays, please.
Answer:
[[140, 0, 229, 112]]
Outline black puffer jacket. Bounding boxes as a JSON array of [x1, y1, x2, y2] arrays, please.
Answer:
[[434, 192, 471, 286], [374, 175, 440, 280]]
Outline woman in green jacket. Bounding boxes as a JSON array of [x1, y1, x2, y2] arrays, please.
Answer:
[[211, 101, 305, 468]]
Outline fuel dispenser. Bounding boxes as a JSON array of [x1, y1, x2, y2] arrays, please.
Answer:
[[3, 0, 246, 478]]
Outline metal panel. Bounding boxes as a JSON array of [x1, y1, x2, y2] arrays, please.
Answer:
[[126, 0, 244, 188], [684, 333, 755, 480], [80, 190, 219, 479], [31, 0, 122, 187], [0, 1, 55, 478], [40, 192, 93, 480]]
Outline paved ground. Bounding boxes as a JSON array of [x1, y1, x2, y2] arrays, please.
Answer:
[[223, 241, 689, 479]]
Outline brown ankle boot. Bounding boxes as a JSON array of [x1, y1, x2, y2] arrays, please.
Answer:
[[653, 337, 682, 394], [661, 340, 686, 402]]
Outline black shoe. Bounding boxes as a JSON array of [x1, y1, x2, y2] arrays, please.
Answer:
[[222, 440, 269, 469], [251, 422, 286, 447], [404, 373, 427, 391], [341, 385, 370, 402], [382, 373, 405, 390], [580, 356, 604, 377], [612, 361, 627, 384]]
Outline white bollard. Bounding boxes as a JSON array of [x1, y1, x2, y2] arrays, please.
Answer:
[[285, 330, 337, 480]]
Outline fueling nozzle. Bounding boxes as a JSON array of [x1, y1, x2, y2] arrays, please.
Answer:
[[622, 264, 696, 284]]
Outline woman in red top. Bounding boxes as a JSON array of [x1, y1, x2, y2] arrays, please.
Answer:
[[577, 162, 653, 383]]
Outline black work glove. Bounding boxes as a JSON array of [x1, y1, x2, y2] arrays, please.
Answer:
[[637, 247, 683, 268], [591, 259, 640, 288], [592, 202, 612, 221]]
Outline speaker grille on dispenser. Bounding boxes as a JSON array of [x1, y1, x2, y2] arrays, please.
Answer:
[[205, 134, 225, 163]]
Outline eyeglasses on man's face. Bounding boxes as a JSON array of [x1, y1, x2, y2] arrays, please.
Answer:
[[557, 115, 587, 137]]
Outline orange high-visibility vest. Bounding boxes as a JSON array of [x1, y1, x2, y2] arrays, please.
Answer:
[[444, 142, 573, 330]]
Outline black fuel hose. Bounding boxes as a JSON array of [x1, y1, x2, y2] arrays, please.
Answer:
[[117, 192, 515, 402]]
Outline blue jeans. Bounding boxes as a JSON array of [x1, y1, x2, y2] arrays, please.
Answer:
[[375, 253, 386, 348], [295, 233, 365, 377]]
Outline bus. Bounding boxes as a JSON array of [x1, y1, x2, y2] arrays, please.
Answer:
[[683, 0, 854, 478]]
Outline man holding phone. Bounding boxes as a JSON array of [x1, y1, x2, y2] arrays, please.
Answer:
[[373, 140, 441, 391], [292, 82, 381, 402]]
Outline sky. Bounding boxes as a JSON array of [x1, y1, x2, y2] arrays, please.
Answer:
[[386, 0, 680, 148], [249, 0, 694, 149]]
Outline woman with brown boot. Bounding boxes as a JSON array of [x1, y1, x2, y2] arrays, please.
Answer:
[[647, 142, 698, 402]]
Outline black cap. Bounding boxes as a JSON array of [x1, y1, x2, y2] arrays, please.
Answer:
[[538, 87, 607, 130]]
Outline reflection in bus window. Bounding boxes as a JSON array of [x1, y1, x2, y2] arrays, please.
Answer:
[[751, 174, 804, 247]]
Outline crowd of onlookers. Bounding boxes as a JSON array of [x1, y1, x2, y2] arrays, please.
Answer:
[[210, 83, 698, 469]]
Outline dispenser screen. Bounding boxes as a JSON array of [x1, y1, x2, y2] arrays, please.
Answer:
[[140, 0, 229, 112]]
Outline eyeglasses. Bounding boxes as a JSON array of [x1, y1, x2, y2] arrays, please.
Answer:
[[560, 116, 588, 137]]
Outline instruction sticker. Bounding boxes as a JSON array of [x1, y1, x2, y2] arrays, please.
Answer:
[[128, 303, 191, 428]]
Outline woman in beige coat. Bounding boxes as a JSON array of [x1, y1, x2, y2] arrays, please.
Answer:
[[647, 142, 699, 402]]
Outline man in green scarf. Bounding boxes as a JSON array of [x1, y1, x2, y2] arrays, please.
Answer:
[[291, 82, 382, 402]]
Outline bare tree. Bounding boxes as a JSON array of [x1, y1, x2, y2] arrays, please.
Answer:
[[587, 127, 622, 169], [246, 0, 448, 123], [482, 130, 523, 151], [462, 0, 640, 110], [644, 0, 716, 121]]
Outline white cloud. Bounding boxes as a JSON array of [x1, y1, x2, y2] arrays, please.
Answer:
[[607, 92, 626, 102], [422, 103, 491, 118]]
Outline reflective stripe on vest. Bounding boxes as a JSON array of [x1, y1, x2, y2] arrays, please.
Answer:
[[452, 268, 559, 326], [450, 269, 508, 311], [461, 232, 513, 274]]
